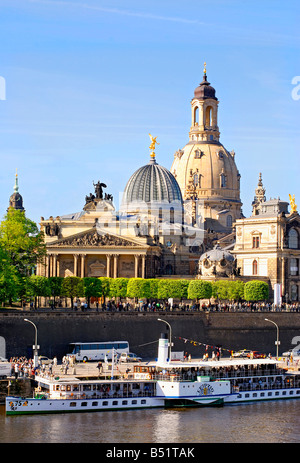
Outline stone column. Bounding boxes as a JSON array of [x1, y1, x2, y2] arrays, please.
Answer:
[[73, 254, 78, 277], [80, 254, 86, 278], [141, 254, 146, 279], [46, 254, 51, 278], [56, 257, 60, 278], [53, 255, 57, 277], [134, 255, 140, 278], [113, 254, 119, 279], [106, 254, 112, 278]]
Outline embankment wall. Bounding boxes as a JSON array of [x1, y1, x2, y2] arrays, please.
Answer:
[[0, 311, 299, 360]]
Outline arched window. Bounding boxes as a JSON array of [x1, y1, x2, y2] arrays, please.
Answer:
[[252, 260, 258, 276], [193, 173, 199, 186], [289, 228, 298, 249], [226, 215, 233, 228], [220, 173, 227, 188], [194, 106, 199, 125], [205, 106, 213, 126]]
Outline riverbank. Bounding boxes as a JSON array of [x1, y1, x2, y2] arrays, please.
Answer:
[[0, 311, 299, 361]]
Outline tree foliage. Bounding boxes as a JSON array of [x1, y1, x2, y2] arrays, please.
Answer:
[[188, 280, 212, 300], [244, 280, 269, 301], [61, 276, 84, 307], [0, 208, 46, 277], [0, 209, 46, 305], [109, 278, 129, 299]]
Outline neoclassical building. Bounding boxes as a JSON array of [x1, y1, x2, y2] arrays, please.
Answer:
[[232, 175, 300, 302], [38, 146, 194, 279]]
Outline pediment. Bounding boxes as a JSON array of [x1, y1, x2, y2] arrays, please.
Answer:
[[48, 228, 146, 248]]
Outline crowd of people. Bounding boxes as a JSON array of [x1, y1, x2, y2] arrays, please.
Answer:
[[22, 299, 300, 312]]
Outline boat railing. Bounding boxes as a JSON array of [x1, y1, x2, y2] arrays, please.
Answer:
[[50, 390, 154, 400], [152, 368, 297, 383]]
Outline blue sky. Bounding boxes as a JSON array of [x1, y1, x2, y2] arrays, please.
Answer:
[[0, 0, 299, 224]]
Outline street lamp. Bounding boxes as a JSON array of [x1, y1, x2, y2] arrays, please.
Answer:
[[265, 318, 280, 358], [24, 318, 39, 367], [157, 318, 172, 361]]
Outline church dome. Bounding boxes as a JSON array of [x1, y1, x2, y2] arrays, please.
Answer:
[[199, 245, 235, 277], [194, 75, 217, 100], [199, 245, 235, 263], [122, 157, 183, 206]]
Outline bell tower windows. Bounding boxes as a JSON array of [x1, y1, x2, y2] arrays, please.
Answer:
[[205, 106, 213, 127]]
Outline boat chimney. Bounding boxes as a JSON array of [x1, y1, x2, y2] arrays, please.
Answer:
[[157, 333, 169, 365]]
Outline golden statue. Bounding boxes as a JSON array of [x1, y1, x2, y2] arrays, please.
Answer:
[[289, 194, 297, 213], [203, 62, 207, 75], [149, 133, 159, 158]]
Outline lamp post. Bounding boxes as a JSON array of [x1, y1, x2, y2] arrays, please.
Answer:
[[265, 318, 280, 358], [24, 318, 39, 367], [157, 318, 172, 361]]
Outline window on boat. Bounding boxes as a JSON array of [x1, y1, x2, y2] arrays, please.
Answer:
[[141, 400, 146, 404], [83, 385, 91, 391], [70, 402, 77, 407], [290, 391, 294, 395], [122, 400, 128, 405], [132, 400, 137, 405], [103, 401, 108, 406], [268, 392, 272, 396], [81, 402, 88, 407], [112, 401, 118, 406], [92, 402, 98, 406]]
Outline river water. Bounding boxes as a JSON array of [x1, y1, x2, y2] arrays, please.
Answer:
[[0, 400, 299, 444]]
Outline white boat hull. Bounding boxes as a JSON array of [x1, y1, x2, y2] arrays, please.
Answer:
[[6, 395, 164, 415]]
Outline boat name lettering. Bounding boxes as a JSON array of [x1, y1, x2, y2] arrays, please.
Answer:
[[9, 400, 28, 410]]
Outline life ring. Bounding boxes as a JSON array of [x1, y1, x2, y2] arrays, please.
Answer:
[[146, 374, 151, 380], [36, 386, 42, 392]]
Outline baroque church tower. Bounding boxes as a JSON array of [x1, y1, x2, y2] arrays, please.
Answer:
[[8, 170, 25, 212], [171, 64, 242, 235]]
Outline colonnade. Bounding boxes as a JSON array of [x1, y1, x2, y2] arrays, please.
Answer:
[[42, 253, 146, 279]]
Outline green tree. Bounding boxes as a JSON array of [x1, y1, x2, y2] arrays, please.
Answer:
[[26, 275, 50, 309], [109, 278, 129, 300], [48, 277, 64, 308], [227, 280, 245, 301], [157, 279, 170, 300], [127, 278, 150, 299], [212, 280, 230, 300], [61, 276, 84, 308], [83, 277, 102, 307], [0, 247, 20, 305], [0, 208, 46, 277], [148, 279, 158, 299], [244, 280, 269, 301], [188, 280, 212, 300], [99, 277, 110, 302]]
